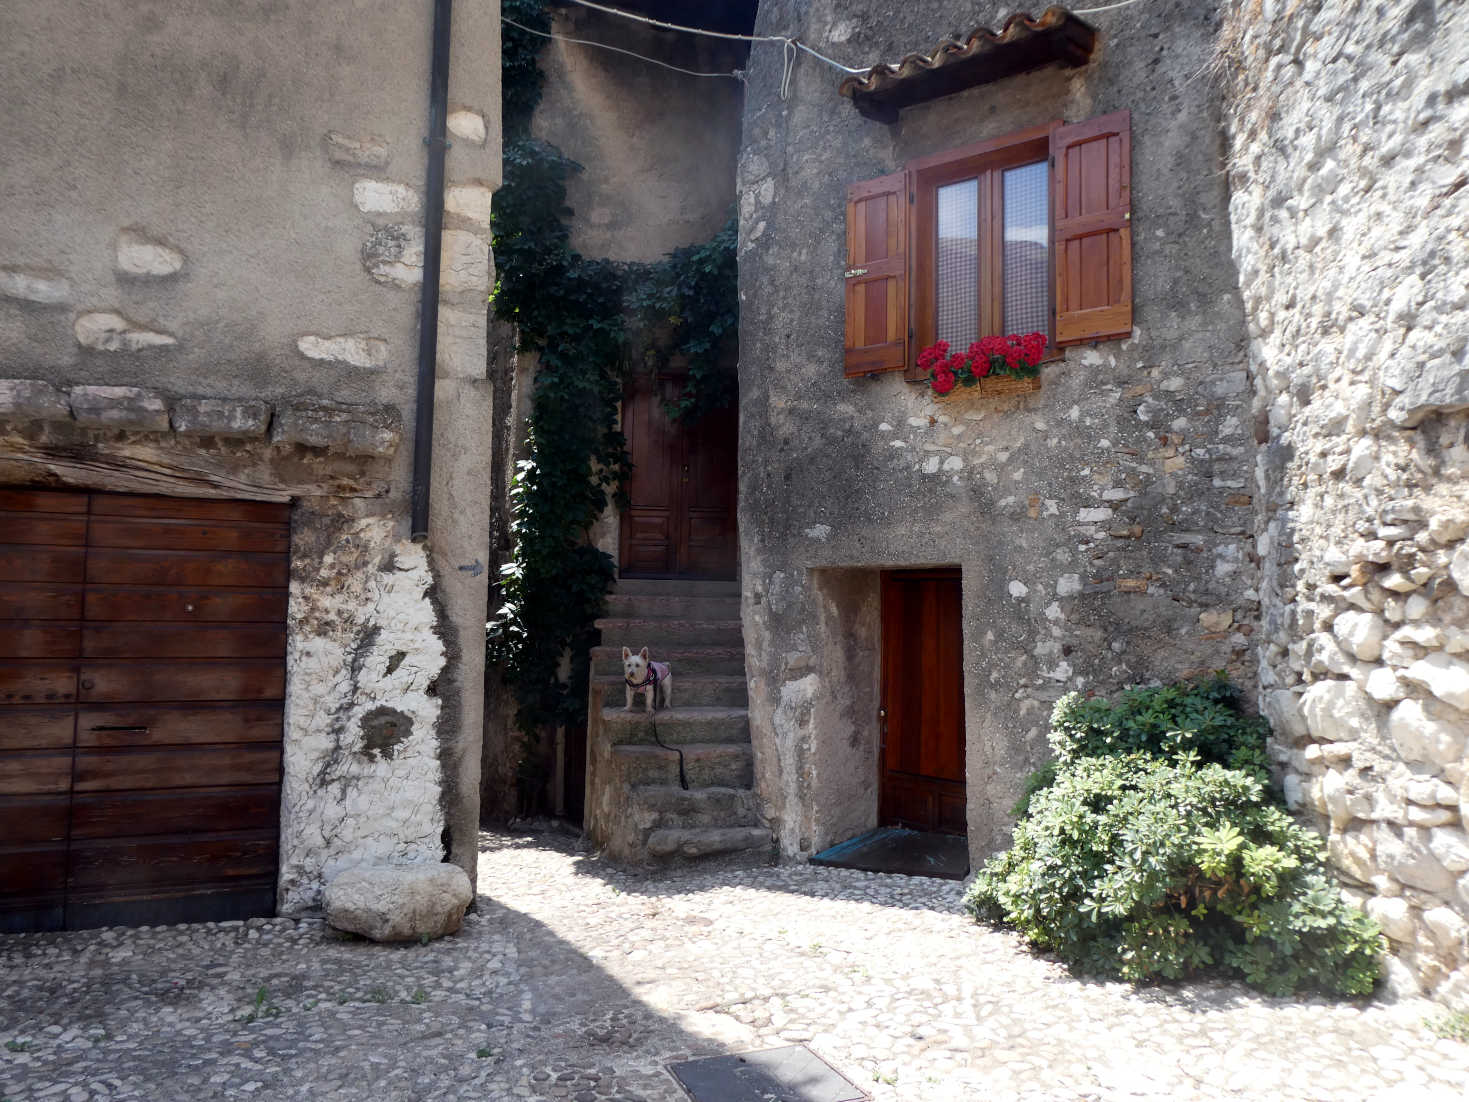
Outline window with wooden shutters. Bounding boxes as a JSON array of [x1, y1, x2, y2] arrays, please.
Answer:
[[1053, 110, 1131, 346], [842, 171, 908, 377], [842, 110, 1132, 378]]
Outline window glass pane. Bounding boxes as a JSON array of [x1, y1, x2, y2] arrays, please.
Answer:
[[1002, 161, 1049, 339], [935, 178, 978, 350]]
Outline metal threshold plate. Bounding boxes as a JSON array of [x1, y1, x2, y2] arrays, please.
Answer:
[[667, 1045, 867, 1102], [808, 826, 970, 880]]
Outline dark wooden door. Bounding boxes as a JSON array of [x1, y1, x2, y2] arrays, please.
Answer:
[[620, 372, 737, 579], [0, 489, 287, 933], [879, 569, 967, 835]]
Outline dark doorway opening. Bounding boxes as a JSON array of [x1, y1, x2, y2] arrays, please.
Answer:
[[619, 370, 737, 580], [878, 568, 966, 836]]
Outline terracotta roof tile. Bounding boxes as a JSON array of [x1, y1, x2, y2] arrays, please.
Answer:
[[837, 7, 1097, 120]]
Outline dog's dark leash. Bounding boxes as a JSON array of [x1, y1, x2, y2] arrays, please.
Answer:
[[626, 666, 688, 790]]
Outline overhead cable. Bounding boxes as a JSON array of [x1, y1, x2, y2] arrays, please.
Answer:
[[502, 15, 745, 79], [560, 0, 872, 76]]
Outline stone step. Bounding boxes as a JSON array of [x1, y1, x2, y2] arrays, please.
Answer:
[[595, 673, 747, 708], [604, 593, 742, 622], [612, 742, 753, 788], [602, 705, 749, 745], [630, 784, 762, 829], [591, 644, 745, 677], [615, 578, 740, 597], [595, 616, 743, 648], [646, 826, 773, 860]]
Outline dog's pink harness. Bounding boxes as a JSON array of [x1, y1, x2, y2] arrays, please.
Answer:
[[625, 661, 670, 692]]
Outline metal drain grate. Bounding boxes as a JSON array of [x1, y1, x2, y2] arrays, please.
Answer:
[[666, 1045, 868, 1102]]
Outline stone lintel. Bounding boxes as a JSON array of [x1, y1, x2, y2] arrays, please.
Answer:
[[271, 400, 402, 456], [0, 379, 73, 422], [171, 397, 271, 438], [69, 385, 171, 431]]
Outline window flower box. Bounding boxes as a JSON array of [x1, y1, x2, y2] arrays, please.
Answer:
[[919, 333, 1046, 398]]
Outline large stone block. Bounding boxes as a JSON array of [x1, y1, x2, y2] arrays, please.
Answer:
[[1365, 895, 1414, 943], [1377, 825, 1457, 895], [1422, 907, 1469, 959], [1451, 544, 1469, 596], [445, 184, 493, 226], [1385, 353, 1469, 428], [1429, 827, 1469, 874], [73, 311, 176, 352], [271, 399, 401, 456], [115, 228, 184, 277], [322, 862, 472, 943], [446, 109, 487, 145], [1333, 610, 1384, 661], [1387, 698, 1467, 767], [297, 334, 389, 370], [0, 379, 72, 422], [1402, 653, 1469, 711], [171, 398, 271, 438], [1299, 679, 1377, 743], [69, 386, 170, 431], [0, 265, 71, 305], [352, 180, 421, 215], [323, 130, 390, 168]]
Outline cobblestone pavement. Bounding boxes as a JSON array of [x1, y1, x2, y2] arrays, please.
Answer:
[[2, 828, 1467, 1101]]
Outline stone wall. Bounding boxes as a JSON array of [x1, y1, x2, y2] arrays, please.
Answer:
[[0, 2, 502, 907], [737, 0, 1257, 863], [1222, 0, 1469, 1007]]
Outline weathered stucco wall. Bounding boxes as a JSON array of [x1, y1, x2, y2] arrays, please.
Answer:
[[280, 514, 447, 911], [0, 1, 502, 907], [1222, 0, 1469, 1007], [738, 0, 1257, 863], [532, 7, 745, 263]]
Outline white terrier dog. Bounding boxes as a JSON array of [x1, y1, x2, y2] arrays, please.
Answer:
[[622, 645, 672, 714]]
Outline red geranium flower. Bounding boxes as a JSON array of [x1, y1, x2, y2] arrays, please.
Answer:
[[932, 368, 956, 395]]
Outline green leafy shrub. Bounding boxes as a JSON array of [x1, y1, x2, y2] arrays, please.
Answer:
[[1010, 760, 1057, 819], [1049, 675, 1271, 779], [966, 680, 1381, 997]]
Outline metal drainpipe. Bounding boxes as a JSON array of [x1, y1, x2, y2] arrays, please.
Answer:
[[410, 0, 454, 541]]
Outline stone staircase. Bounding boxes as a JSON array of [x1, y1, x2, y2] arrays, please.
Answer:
[[583, 578, 772, 866]]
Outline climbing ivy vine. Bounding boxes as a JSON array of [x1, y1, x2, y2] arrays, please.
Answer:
[[488, 0, 738, 801]]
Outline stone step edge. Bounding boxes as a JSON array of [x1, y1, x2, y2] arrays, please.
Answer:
[[645, 826, 773, 859], [630, 783, 756, 798], [612, 742, 752, 758], [591, 645, 744, 658], [602, 706, 749, 722]]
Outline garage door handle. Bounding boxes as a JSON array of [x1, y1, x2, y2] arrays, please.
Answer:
[[90, 725, 149, 733]]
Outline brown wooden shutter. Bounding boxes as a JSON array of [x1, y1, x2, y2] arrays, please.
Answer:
[[843, 170, 909, 377], [1052, 110, 1132, 346]]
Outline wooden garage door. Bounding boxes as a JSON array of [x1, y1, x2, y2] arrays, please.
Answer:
[[0, 489, 288, 933]]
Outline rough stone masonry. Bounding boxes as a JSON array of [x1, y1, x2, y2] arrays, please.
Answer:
[[736, 0, 1257, 874], [1222, 0, 1469, 1006]]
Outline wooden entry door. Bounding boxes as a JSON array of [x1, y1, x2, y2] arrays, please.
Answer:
[[879, 569, 967, 835], [620, 371, 737, 579], [0, 489, 288, 933]]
